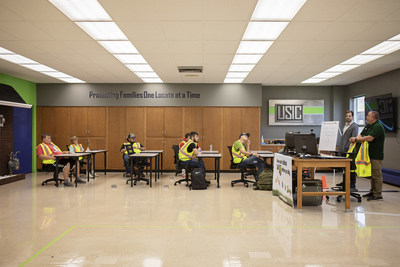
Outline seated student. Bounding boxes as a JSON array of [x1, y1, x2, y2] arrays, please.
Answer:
[[178, 131, 206, 172], [232, 133, 266, 176], [36, 133, 85, 187], [69, 136, 95, 178], [179, 133, 190, 148], [120, 133, 146, 176]]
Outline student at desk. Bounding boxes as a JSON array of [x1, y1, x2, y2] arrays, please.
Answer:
[[179, 131, 206, 173], [69, 136, 95, 178], [232, 133, 266, 177], [36, 134, 85, 187], [120, 133, 146, 177]]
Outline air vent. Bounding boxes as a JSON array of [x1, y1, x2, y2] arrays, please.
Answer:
[[178, 66, 203, 73]]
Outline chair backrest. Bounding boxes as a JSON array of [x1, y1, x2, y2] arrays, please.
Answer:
[[172, 145, 179, 164], [227, 145, 239, 169]]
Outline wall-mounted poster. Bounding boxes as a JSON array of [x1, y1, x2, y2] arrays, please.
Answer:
[[268, 99, 324, 125]]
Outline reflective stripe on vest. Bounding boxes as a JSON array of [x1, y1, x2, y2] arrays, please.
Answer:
[[232, 141, 247, 164], [179, 140, 195, 161], [37, 142, 61, 164], [70, 144, 84, 160], [124, 142, 141, 154]]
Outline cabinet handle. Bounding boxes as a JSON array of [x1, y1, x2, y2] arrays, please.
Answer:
[[88, 129, 90, 135]]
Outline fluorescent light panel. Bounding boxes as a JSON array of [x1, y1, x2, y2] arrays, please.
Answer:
[[98, 41, 138, 54], [0, 47, 13, 54], [142, 78, 163, 83], [236, 41, 273, 54], [21, 64, 57, 72], [41, 71, 71, 78], [226, 72, 249, 78], [251, 0, 307, 21], [49, 0, 111, 21], [114, 54, 147, 64], [224, 78, 244, 83], [0, 54, 37, 64], [341, 54, 383, 65], [325, 64, 360, 72], [134, 72, 159, 78], [361, 41, 400, 55], [243, 22, 289, 40], [301, 78, 326, 84], [58, 77, 85, 83], [76, 22, 127, 40], [389, 34, 400, 40], [232, 54, 263, 64], [228, 65, 255, 72], [312, 72, 341, 79], [125, 64, 154, 72]]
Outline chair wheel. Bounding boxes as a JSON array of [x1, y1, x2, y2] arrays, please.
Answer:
[[245, 183, 249, 187], [146, 182, 149, 185], [358, 198, 362, 202]]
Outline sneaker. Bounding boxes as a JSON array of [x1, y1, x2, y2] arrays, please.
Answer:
[[76, 178, 86, 184], [367, 196, 383, 201], [362, 192, 374, 198], [336, 181, 344, 187], [63, 180, 74, 187]]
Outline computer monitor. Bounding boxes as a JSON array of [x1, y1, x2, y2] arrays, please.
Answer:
[[284, 132, 299, 154], [294, 133, 318, 155]]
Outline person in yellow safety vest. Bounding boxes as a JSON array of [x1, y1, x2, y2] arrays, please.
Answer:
[[36, 133, 85, 187], [178, 131, 206, 173], [347, 141, 371, 177], [69, 136, 95, 178], [120, 133, 146, 176], [232, 132, 266, 176]]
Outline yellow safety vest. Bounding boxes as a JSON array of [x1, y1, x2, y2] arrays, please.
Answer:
[[70, 144, 84, 160], [232, 141, 248, 164], [123, 142, 142, 155], [179, 140, 195, 161], [347, 141, 371, 177], [37, 142, 61, 164]]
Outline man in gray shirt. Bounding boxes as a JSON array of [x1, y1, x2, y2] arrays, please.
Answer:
[[337, 110, 358, 188]]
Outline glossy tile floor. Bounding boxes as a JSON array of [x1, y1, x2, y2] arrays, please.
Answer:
[[1, 171, 400, 267]]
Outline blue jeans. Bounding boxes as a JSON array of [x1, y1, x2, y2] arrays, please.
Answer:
[[179, 159, 206, 173], [123, 154, 131, 174], [239, 155, 266, 175]]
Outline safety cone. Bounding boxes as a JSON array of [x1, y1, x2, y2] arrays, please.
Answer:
[[321, 174, 329, 190]]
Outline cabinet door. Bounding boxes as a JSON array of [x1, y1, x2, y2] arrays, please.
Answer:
[[222, 108, 242, 170], [88, 107, 106, 137], [126, 107, 145, 143], [242, 107, 261, 151], [107, 107, 126, 170], [146, 108, 164, 137], [183, 107, 202, 137], [87, 138, 106, 169], [164, 107, 182, 138], [70, 107, 88, 137], [164, 138, 182, 171]]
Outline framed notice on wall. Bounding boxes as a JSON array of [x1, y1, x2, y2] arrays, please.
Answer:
[[268, 99, 324, 125]]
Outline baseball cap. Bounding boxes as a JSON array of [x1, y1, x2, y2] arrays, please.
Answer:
[[127, 133, 136, 139], [239, 132, 250, 139]]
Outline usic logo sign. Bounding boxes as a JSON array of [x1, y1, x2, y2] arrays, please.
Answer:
[[276, 104, 303, 121]]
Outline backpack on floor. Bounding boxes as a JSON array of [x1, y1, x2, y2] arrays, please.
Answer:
[[190, 168, 207, 190], [254, 168, 273, 191]]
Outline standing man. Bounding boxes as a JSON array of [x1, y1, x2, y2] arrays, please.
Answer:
[[337, 110, 358, 188], [350, 111, 385, 201], [232, 133, 266, 176], [120, 133, 146, 176]]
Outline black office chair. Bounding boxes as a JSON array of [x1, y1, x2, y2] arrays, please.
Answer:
[[227, 146, 257, 187], [41, 163, 66, 187], [172, 145, 195, 186], [126, 157, 150, 185], [172, 145, 184, 176]]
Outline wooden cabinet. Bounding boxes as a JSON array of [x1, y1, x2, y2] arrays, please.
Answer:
[[146, 137, 181, 170], [107, 107, 126, 170], [146, 107, 183, 138], [37, 107, 70, 149]]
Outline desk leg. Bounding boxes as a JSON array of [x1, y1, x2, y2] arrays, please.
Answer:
[[92, 153, 96, 179], [161, 153, 163, 175], [345, 161, 351, 212], [87, 155, 90, 182], [55, 157, 60, 187], [75, 158, 79, 187], [104, 151, 107, 175], [150, 157, 153, 188], [130, 158, 133, 187], [217, 158, 220, 188], [297, 163, 303, 212], [214, 157, 217, 180]]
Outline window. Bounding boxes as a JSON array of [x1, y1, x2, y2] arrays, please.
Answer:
[[352, 95, 365, 126]]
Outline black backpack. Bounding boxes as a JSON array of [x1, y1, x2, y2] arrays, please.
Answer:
[[254, 168, 273, 191], [190, 168, 207, 190]]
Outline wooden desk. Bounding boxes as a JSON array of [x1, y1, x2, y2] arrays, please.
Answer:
[[54, 153, 91, 187], [129, 153, 158, 187], [197, 153, 222, 188], [293, 157, 352, 212]]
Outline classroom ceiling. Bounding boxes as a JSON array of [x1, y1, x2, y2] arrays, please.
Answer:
[[0, 0, 400, 85]]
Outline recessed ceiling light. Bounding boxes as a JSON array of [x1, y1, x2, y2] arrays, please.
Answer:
[[301, 78, 326, 84], [361, 41, 400, 55], [58, 77, 86, 83], [76, 22, 127, 40], [312, 72, 341, 79], [125, 64, 154, 72], [232, 54, 263, 64], [389, 33, 400, 40], [325, 64, 360, 72], [41, 71, 71, 78], [142, 78, 163, 83], [236, 41, 273, 54], [243, 22, 289, 40], [114, 54, 147, 64], [251, 0, 307, 21], [228, 65, 256, 72], [0, 54, 38, 64], [98, 41, 138, 54], [134, 72, 159, 78], [223, 78, 244, 83], [49, 0, 112, 21], [341, 55, 383, 65], [0, 47, 13, 54], [226, 72, 249, 78], [21, 64, 57, 72]]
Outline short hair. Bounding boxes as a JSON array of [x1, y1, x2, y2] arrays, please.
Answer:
[[70, 136, 79, 142], [190, 131, 198, 138], [185, 132, 190, 139], [369, 111, 379, 120], [41, 133, 51, 139], [345, 110, 354, 117]]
